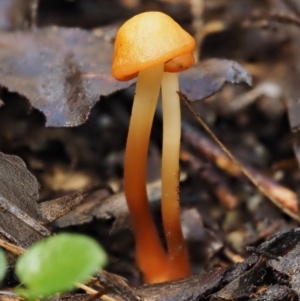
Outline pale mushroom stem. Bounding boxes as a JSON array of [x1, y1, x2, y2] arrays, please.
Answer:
[[161, 72, 191, 279], [124, 63, 169, 283]]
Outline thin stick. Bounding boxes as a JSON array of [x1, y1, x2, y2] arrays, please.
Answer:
[[0, 239, 25, 255], [76, 283, 116, 301], [180, 92, 300, 223]]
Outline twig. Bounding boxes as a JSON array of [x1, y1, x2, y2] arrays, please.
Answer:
[[0, 238, 25, 255], [181, 147, 239, 209], [223, 247, 244, 263], [179, 92, 300, 223], [76, 283, 116, 301], [270, 12, 300, 27]]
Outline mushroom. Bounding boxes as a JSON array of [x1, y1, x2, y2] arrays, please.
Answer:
[[112, 11, 195, 283]]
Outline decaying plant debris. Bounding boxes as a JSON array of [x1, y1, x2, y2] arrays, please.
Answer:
[[2, 0, 300, 300]]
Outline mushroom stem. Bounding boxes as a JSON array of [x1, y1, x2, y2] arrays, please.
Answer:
[[124, 63, 168, 282], [161, 72, 191, 279]]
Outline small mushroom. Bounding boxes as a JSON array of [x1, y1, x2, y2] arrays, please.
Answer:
[[112, 11, 195, 283]]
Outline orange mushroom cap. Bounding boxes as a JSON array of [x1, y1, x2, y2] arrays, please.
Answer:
[[112, 12, 196, 81]]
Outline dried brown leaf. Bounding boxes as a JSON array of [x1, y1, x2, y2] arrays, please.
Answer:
[[52, 180, 161, 232], [0, 26, 132, 127], [0, 0, 36, 30], [0, 152, 49, 248], [180, 59, 252, 101], [0, 152, 40, 218], [39, 185, 109, 223], [0, 151, 105, 250]]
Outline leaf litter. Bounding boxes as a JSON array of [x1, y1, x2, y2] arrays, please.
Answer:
[[1, 0, 300, 300], [0, 26, 132, 127]]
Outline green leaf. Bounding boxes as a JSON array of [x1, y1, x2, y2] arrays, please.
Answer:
[[15, 233, 107, 300], [0, 248, 7, 283]]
